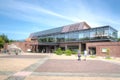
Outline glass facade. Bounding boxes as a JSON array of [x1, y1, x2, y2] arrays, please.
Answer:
[[37, 26, 117, 43]]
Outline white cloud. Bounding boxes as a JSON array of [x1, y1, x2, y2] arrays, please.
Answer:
[[0, 0, 120, 29]]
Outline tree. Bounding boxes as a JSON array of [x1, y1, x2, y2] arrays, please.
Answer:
[[117, 38, 120, 41], [0, 34, 9, 49], [0, 37, 5, 49], [0, 34, 9, 43]]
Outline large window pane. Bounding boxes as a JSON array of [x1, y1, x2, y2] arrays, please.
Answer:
[[66, 32, 79, 41], [56, 34, 65, 42], [79, 31, 84, 40], [90, 29, 96, 40], [103, 27, 109, 39], [109, 27, 117, 40], [65, 33, 69, 41], [83, 30, 90, 40], [96, 28, 104, 39]]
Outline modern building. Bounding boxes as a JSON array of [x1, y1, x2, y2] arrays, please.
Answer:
[[26, 22, 119, 56], [6, 22, 119, 57]]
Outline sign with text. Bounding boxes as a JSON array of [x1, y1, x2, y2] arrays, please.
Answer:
[[102, 48, 107, 52]]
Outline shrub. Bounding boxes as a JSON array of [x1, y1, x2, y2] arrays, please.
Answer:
[[54, 48, 63, 55], [106, 48, 110, 59], [65, 49, 72, 56], [72, 51, 77, 54], [81, 51, 84, 55]]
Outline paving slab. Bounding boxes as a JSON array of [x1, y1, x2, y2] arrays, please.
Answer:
[[0, 75, 8, 80], [0, 55, 47, 58], [0, 58, 39, 71], [25, 76, 120, 80], [35, 59, 120, 73], [32, 72, 120, 77], [0, 53, 120, 80]]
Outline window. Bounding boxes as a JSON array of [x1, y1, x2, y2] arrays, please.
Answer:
[[96, 28, 104, 39], [103, 28, 109, 39], [90, 29, 96, 39], [65, 33, 69, 42], [83, 30, 90, 40], [79, 31, 84, 40], [56, 34, 65, 42]]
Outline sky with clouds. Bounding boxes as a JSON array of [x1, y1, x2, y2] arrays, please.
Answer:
[[0, 0, 120, 40]]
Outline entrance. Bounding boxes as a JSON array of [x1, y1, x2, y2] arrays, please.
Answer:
[[67, 46, 79, 52], [81, 43, 86, 52], [38, 45, 57, 53], [89, 47, 96, 55]]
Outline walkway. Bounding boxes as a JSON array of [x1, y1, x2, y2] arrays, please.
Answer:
[[0, 53, 120, 80]]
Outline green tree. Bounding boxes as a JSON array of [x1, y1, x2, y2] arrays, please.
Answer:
[[0, 34, 9, 43], [0, 34, 10, 49], [0, 37, 5, 49], [117, 38, 120, 41]]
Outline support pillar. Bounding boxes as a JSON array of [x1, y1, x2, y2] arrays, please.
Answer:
[[79, 43, 81, 52], [65, 44, 68, 50], [46, 46, 49, 53], [35, 45, 38, 53], [32, 45, 35, 52], [54, 46, 57, 51]]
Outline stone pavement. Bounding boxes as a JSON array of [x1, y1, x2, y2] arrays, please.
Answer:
[[0, 53, 120, 80]]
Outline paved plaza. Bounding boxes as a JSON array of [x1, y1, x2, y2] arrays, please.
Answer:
[[0, 53, 120, 80]]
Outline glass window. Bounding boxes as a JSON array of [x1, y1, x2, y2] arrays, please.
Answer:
[[38, 36, 48, 42], [96, 28, 104, 39], [68, 32, 74, 41], [90, 29, 96, 39], [47, 35, 55, 42], [60, 34, 65, 42], [74, 32, 79, 41], [56, 34, 65, 42], [65, 33, 69, 42], [83, 30, 90, 40], [103, 28, 109, 39], [109, 27, 117, 40], [79, 31, 84, 40], [68, 32, 78, 41]]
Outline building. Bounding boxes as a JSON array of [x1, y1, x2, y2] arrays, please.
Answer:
[[24, 22, 120, 57], [5, 22, 119, 57]]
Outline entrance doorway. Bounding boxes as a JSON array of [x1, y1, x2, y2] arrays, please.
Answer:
[[38, 45, 57, 53], [81, 43, 86, 52], [89, 47, 96, 55], [67, 46, 79, 52]]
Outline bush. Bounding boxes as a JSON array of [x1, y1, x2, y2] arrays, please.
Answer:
[[81, 51, 84, 55], [72, 51, 77, 54], [64, 49, 72, 56], [106, 48, 111, 59], [54, 48, 63, 55], [105, 56, 112, 59]]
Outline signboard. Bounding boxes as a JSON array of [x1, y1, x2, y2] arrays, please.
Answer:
[[102, 48, 107, 52]]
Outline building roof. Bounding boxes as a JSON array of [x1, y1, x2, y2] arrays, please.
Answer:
[[62, 22, 90, 33], [29, 22, 90, 38]]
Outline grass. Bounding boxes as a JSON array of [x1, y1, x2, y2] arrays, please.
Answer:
[[105, 56, 112, 60], [89, 55, 96, 58]]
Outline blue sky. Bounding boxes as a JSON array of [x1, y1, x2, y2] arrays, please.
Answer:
[[0, 0, 120, 40]]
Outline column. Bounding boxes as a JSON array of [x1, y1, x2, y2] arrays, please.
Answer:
[[46, 46, 48, 53], [32, 45, 35, 52], [54, 46, 57, 51], [79, 43, 81, 52], [65, 44, 68, 50], [36, 45, 38, 53]]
